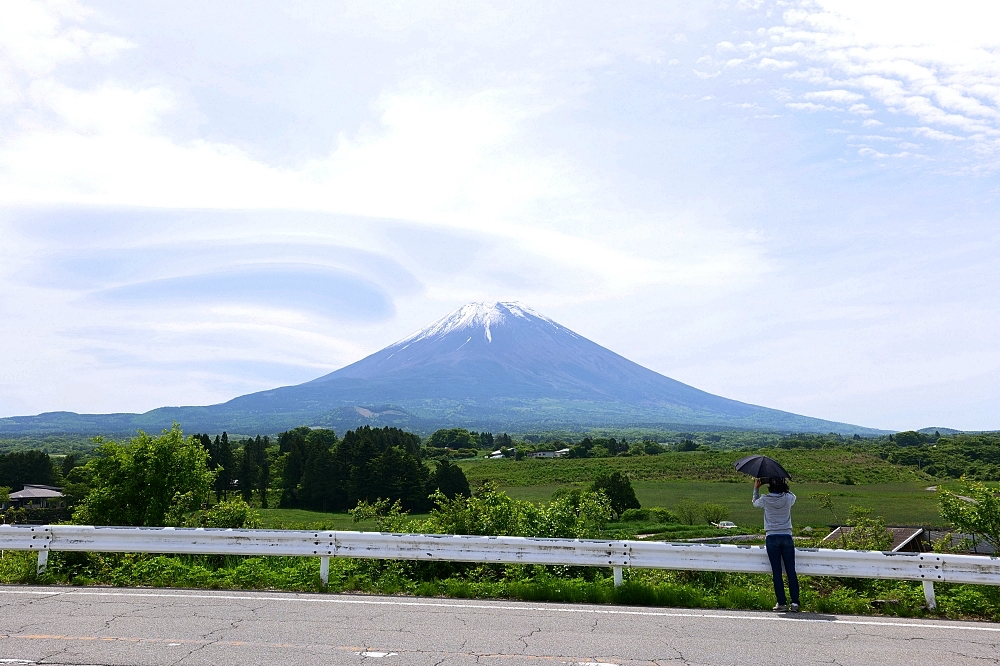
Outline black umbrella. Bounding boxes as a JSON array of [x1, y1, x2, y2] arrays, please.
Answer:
[[734, 454, 791, 480]]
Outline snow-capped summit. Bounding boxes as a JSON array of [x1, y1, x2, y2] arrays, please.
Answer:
[[396, 301, 557, 345]]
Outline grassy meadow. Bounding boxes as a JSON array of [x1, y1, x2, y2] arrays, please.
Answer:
[[504, 481, 942, 528], [457, 448, 929, 486], [456, 448, 942, 529]]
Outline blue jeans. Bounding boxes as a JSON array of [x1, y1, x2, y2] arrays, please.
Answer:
[[765, 534, 799, 605]]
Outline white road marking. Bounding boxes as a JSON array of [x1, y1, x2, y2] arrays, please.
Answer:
[[1, 587, 997, 633], [356, 652, 397, 658]]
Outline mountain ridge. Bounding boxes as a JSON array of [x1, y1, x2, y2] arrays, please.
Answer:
[[0, 301, 885, 436]]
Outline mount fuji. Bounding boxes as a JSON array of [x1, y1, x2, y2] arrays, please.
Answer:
[[0, 302, 878, 435]]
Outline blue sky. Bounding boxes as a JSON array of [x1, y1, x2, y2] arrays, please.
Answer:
[[1, 0, 999, 430]]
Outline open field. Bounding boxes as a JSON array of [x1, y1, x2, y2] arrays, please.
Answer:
[[504, 481, 943, 528], [257, 508, 432, 531], [258, 480, 943, 534], [458, 448, 928, 486]]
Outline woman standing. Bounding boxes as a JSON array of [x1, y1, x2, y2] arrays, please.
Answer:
[[753, 477, 799, 612]]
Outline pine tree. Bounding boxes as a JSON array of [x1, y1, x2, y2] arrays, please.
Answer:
[[257, 435, 271, 509]]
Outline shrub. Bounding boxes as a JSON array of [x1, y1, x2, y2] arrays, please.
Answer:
[[675, 499, 700, 525], [621, 508, 650, 522], [650, 507, 679, 524], [841, 506, 892, 551], [194, 498, 263, 529], [702, 503, 730, 524]]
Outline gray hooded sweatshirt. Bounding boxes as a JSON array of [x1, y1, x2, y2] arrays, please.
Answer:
[[753, 488, 796, 536]]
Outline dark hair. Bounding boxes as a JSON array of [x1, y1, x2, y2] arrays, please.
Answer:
[[768, 479, 789, 494]]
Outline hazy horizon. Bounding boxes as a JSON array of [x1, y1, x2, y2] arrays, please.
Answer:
[[2, 1, 999, 431]]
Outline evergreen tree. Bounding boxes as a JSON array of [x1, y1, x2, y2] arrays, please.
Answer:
[[0, 450, 57, 490], [257, 436, 271, 509], [428, 459, 471, 499], [210, 433, 234, 500], [278, 426, 310, 507], [240, 437, 258, 503]]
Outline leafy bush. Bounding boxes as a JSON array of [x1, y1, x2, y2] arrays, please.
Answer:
[[675, 499, 700, 525], [939, 479, 1000, 550], [193, 498, 263, 529], [650, 507, 679, 523], [701, 503, 730, 524], [73, 424, 215, 527], [621, 508, 650, 522], [840, 506, 892, 551]]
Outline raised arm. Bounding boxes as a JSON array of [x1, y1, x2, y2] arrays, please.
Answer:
[[752, 479, 764, 507]]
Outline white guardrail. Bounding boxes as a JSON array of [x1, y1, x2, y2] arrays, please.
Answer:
[[3, 525, 999, 609]]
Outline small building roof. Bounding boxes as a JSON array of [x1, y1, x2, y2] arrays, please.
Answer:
[[9, 485, 64, 500]]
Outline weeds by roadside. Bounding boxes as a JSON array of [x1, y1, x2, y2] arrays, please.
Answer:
[[3, 549, 998, 623]]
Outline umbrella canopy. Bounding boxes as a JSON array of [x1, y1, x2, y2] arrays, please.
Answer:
[[734, 454, 791, 480]]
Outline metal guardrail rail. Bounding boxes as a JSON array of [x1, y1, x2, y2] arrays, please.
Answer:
[[3, 524, 998, 609]]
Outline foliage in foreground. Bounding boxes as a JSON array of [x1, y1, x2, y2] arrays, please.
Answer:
[[939, 479, 1000, 550], [4, 549, 999, 623], [73, 424, 215, 527], [352, 481, 614, 539]]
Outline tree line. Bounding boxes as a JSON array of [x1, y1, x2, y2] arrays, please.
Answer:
[[56, 424, 470, 526]]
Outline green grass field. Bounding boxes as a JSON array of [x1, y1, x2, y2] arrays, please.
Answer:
[[257, 508, 432, 531], [258, 479, 942, 535], [458, 448, 928, 486], [504, 481, 942, 528]]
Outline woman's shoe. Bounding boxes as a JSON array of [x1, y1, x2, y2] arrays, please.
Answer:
[[773, 603, 788, 611], [790, 603, 800, 612]]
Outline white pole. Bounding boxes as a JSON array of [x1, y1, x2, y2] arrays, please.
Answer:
[[320, 556, 330, 585], [923, 580, 936, 610], [36, 550, 48, 575], [613, 566, 623, 587]]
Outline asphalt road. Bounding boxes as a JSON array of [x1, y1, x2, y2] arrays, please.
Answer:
[[1, 587, 998, 666]]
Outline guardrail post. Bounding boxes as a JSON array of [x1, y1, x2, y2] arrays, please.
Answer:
[[36, 550, 48, 575], [613, 566, 623, 587], [923, 580, 936, 610], [319, 556, 330, 586]]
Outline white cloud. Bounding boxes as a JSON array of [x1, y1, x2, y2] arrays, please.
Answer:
[[761, 0, 1000, 158], [804, 89, 863, 103], [757, 58, 797, 69], [787, 101, 837, 112], [0, 0, 133, 87]]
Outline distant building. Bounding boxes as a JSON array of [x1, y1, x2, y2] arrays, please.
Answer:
[[528, 448, 570, 459], [6, 485, 65, 510]]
